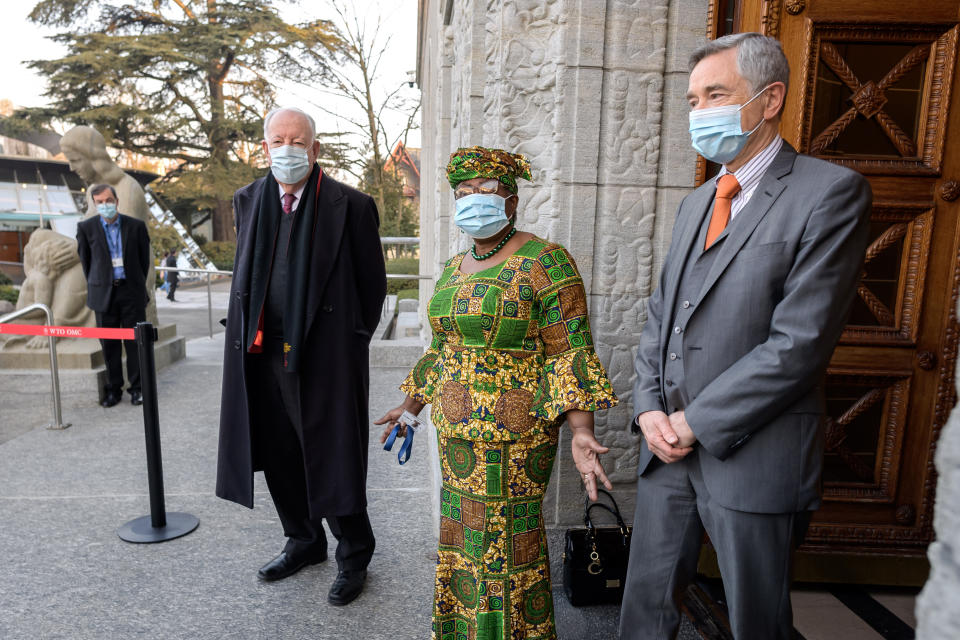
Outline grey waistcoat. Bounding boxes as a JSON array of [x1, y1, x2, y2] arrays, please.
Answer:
[[663, 209, 725, 414]]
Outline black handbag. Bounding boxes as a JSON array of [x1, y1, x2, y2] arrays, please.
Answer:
[[562, 489, 632, 606]]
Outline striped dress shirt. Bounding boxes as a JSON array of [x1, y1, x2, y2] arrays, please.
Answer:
[[717, 136, 783, 220]]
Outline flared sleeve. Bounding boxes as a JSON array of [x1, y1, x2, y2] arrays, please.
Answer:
[[400, 334, 443, 405], [529, 245, 618, 421]]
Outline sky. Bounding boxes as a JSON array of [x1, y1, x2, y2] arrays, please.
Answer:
[[0, 1, 422, 163]]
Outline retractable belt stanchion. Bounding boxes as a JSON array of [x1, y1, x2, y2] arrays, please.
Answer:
[[117, 321, 199, 543], [0, 317, 200, 543]]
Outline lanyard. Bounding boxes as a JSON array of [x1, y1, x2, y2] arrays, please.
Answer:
[[383, 410, 423, 465], [104, 221, 122, 258]]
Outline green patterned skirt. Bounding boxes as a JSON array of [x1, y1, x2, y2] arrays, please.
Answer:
[[433, 429, 559, 640]]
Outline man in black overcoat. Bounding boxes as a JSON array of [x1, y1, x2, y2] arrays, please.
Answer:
[[216, 107, 387, 606], [76, 183, 151, 408]]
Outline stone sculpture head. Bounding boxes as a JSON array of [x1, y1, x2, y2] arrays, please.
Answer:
[[59, 126, 124, 184]]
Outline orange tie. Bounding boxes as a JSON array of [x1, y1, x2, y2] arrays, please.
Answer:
[[705, 174, 741, 249]]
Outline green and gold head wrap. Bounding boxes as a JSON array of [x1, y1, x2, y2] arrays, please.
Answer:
[[445, 146, 532, 194]]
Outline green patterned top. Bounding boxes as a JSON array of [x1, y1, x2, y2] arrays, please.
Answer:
[[401, 236, 617, 441]]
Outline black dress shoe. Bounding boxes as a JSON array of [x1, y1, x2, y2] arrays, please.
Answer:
[[130, 391, 143, 406], [257, 547, 327, 582], [100, 392, 122, 408], [328, 569, 367, 606]]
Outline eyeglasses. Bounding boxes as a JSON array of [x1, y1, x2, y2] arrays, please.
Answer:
[[454, 179, 501, 199]]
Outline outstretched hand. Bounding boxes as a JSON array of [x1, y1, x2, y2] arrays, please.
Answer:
[[571, 429, 613, 501]]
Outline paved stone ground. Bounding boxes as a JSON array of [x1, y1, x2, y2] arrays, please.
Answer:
[[0, 313, 696, 638]]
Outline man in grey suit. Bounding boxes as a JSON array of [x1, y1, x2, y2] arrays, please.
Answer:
[[619, 33, 871, 639]]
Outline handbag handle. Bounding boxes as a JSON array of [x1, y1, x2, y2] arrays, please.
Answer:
[[584, 503, 628, 532], [583, 488, 628, 528]]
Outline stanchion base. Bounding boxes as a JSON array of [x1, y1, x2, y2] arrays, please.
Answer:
[[46, 423, 71, 430], [117, 512, 199, 543]]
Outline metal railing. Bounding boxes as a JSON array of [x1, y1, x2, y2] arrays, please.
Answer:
[[159, 265, 430, 339], [158, 237, 431, 339], [158, 267, 232, 339], [0, 303, 70, 430]]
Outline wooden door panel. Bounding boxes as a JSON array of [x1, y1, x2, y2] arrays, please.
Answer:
[[840, 203, 933, 344], [797, 24, 957, 175], [735, 0, 960, 559]]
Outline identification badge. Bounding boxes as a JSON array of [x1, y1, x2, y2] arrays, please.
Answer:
[[112, 257, 124, 268], [399, 410, 423, 433], [383, 411, 424, 465]]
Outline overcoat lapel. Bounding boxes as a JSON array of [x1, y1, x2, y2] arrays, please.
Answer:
[[235, 181, 264, 300], [694, 144, 797, 306], [305, 176, 347, 334]]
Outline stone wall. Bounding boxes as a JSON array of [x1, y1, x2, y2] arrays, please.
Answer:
[[417, 0, 708, 528], [916, 296, 960, 635]]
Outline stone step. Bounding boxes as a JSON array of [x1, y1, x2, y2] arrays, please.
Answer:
[[370, 339, 424, 368]]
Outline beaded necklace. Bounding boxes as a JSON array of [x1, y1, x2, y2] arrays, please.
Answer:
[[472, 226, 517, 261]]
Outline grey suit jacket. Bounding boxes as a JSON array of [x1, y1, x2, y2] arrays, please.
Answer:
[[632, 142, 872, 514]]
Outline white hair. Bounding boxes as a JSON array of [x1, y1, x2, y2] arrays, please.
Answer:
[[263, 107, 317, 141]]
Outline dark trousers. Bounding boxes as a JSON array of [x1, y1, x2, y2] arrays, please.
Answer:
[[166, 278, 178, 300], [250, 341, 375, 571], [619, 450, 807, 640], [96, 281, 145, 395]]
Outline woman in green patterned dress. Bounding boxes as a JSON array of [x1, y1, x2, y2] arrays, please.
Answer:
[[376, 146, 617, 640]]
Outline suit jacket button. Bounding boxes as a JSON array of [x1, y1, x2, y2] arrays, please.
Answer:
[[323, 304, 334, 313], [234, 292, 241, 299], [233, 339, 241, 350]]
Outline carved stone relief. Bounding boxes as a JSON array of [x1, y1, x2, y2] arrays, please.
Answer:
[[599, 71, 664, 186], [481, 0, 564, 242]]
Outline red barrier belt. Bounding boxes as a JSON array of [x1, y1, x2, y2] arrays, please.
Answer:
[[0, 323, 136, 340]]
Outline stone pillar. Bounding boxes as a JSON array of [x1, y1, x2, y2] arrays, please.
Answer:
[[418, 0, 709, 538], [916, 297, 960, 636]]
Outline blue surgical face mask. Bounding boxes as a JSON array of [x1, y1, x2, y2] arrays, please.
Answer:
[[97, 203, 118, 220], [688, 86, 769, 165], [269, 145, 312, 184], [454, 193, 511, 239]]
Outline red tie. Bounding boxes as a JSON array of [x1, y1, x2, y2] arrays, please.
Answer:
[[282, 193, 296, 214], [705, 174, 741, 249]]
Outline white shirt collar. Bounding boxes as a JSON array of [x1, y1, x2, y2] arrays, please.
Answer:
[[278, 182, 307, 206]]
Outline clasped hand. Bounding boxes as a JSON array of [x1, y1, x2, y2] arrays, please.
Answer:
[[636, 410, 696, 464]]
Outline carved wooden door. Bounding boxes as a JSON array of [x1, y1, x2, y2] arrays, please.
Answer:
[[736, 0, 960, 569]]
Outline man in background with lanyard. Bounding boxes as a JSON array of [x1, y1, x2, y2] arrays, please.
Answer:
[[76, 184, 152, 407]]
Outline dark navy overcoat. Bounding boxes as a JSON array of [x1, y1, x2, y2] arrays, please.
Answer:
[[215, 172, 386, 517]]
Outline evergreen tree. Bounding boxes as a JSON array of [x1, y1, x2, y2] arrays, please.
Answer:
[[4, 0, 344, 240]]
